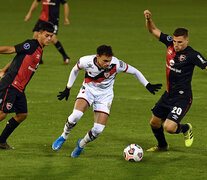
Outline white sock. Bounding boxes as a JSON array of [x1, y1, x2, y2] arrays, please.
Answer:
[[61, 122, 75, 139], [79, 133, 91, 148], [61, 109, 84, 139]]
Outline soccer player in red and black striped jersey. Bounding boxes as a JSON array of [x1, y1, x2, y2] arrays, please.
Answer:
[[24, 0, 70, 65], [0, 21, 54, 149], [144, 10, 207, 152]]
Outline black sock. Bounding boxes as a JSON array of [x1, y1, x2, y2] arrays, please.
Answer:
[[180, 124, 189, 133], [151, 126, 168, 147], [54, 41, 69, 60], [0, 117, 19, 143]]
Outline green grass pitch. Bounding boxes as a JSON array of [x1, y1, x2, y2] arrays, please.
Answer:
[[0, 0, 207, 179]]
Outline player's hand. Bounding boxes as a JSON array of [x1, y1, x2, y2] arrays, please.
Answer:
[[144, 10, 151, 20], [57, 87, 70, 101], [146, 83, 162, 95], [0, 69, 5, 78], [64, 18, 70, 25], [24, 14, 31, 21]]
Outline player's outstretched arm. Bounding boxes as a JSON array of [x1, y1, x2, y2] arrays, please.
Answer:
[[146, 83, 162, 95], [144, 10, 161, 39], [24, 0, 39, 21], [57, 65, 80, 101], [125, 65, 162, 95], [0, 61, 12, 78], [64, 3, 70, 25], [0, 46, 15, 54]]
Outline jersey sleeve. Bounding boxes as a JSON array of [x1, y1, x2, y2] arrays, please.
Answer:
[[76, 57, 86, 70], [60, 0, 67, 4], [159, 32, 173, 47], [116, 59, 128, 73], [14, 40, 36, 55], [191, 51, 207, 69]]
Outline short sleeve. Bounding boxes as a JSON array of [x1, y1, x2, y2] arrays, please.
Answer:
[[60, 0, 67, 4], [191, 52, 207, 69], [14, 40, 36, 55], [159, 32, 173, 47]]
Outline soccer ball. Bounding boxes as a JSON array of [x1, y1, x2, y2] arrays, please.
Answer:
[[123, 144, 143, 162]]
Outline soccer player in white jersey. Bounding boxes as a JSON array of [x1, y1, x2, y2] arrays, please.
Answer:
[[52, 45, 162, 157]]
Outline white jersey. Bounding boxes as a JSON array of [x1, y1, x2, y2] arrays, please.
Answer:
[[67, 54, 149, 94], [77, 55, 128, 92]]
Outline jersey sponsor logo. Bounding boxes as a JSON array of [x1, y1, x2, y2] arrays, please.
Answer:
[[166, 63, 181, 73], [6, 103, 13, 110], [43, 0, 56, 6], [24, 43, 30, 50], [36, 54, 41, 59], [168, 49, 173, 55], [197, 55, 206, 64], [28, 66, 36, 72], [167, 36, 173, 42], [179, 55, 186, 61]]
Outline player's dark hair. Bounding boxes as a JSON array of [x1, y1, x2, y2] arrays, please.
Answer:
[[38, 21, 54, 33], [173, 28, 188, 38], [97, 45, 114, 57]]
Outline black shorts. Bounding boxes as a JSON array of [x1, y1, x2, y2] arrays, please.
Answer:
[[33, 19, 58, 34], [0, 86, 27, 114], [152, 91, 192, 123]]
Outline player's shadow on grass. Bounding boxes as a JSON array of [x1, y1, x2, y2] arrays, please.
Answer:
[[17, 142, 75, 157]]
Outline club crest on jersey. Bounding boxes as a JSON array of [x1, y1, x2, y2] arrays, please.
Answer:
[[104, 72, 110, 78], [6, 103, 13, 110], [179, 55, 186, 61], [24, 43, 30, 50], [169, 59, 175, 66]]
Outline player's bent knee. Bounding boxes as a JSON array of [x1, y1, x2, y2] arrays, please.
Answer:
[[164, 124, 176, 133], [91, 123, 105, 138], [0, 111, 7, 121], [150, 119, 162, 129], [14, 113, 28, 123], [68, 109, 84, 124]]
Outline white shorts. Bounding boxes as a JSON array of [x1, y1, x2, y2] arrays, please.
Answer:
[[77, 86, 114, 115]]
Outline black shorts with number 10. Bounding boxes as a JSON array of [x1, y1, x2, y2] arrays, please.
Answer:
[[152, 91, 192, 123]]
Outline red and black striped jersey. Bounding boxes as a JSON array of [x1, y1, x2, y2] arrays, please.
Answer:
[[160, 32, 207, 98], [38, 0, 67, 25], [0, 39, 42, 92]]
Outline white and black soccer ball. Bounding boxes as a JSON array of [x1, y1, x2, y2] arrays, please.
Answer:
[[123, 144, 143, 162]]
